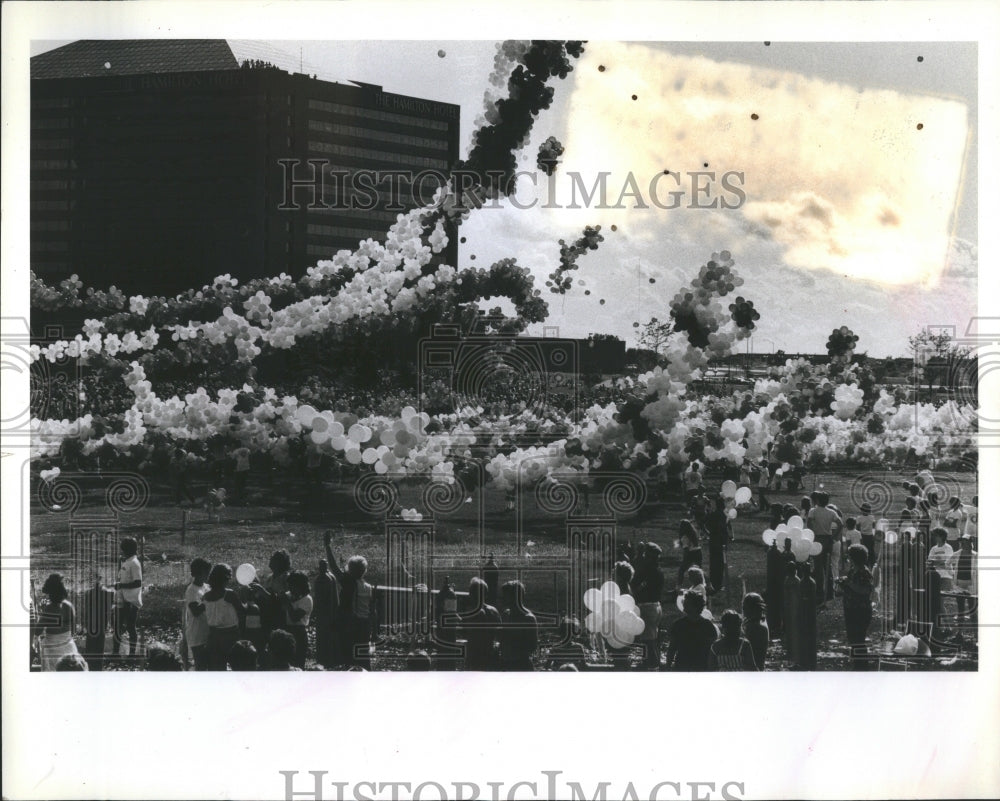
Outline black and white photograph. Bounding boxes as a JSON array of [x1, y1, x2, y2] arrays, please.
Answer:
[[3, 2, 998, 800]]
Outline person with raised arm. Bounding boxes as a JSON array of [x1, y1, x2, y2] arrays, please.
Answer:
[[324, 530, 376, 667]]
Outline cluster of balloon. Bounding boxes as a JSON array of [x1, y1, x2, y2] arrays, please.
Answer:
[[772, 462, 792, 479], [762, 516, 823, 562], [720, 480, 753, 519], [583, 581, 645, 649], [400, 508, 423, 522]]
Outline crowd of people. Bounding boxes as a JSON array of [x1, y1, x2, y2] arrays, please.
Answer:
[[31, 461, 977, 671]]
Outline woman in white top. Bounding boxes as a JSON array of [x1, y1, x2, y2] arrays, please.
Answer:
[[202, 563, 246, 670], [33, 573, 81, 671]]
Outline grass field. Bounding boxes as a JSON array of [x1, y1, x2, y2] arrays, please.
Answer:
[[29, 466, 979, 670]]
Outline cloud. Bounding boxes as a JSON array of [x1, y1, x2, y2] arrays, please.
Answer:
[[556, 42, 971, 288]]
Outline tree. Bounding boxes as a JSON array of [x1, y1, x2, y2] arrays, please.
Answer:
[[635, 317, 674, 359], [907, 328, 971, 397]]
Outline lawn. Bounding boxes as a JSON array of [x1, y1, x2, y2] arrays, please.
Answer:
[[28, 465, 978, 670]]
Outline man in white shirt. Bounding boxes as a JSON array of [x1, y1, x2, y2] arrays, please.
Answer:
[[113, 537, 143, 659]]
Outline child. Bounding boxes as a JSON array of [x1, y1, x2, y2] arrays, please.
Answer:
[[204, 488, 226, 523], [183, 558, 211, 671], [283, 570, 313, 669], [227, 639, 258, 671], [856, 503, 877, 566], [677, 519, 703, 586], [756, 460, 771, 512], [949, 536, 978, 621], [837, 543, 874, 670], [266, 629, 300, 671], [942, 497, 966, 545], [666, 590, 719, 671], [742, 592, 769, 670], [708, 609, 759, 670], [202, 563, 245, 671], [683, 566, 709, 607], [80, 570, 114, 671], [113, 537, 143, 660]]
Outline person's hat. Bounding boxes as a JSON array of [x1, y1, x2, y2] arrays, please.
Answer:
[[861, 502, 872, 514]]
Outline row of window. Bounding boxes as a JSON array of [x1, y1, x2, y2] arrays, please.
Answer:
[[307, 222, 390, 238], [31, 220, 71, 232], [307, 119, 450, 152], [307, 99, 451, 132], [30, 200, 70, 210], [308, 141, 448, 169], [307, 207, 401, 223], [31, 117, 72, 129], [31, 137, 72, 149], [31, 160, 70, 170]]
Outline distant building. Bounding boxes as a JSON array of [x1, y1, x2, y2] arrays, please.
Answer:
[[30, 40, 460, 294]]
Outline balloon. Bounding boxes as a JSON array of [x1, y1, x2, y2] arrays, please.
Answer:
[[295, 405, 318, 425], [884, 530, 899, 545], [311, 415, 330, 433], [617, 594, 637, 614], [606, 632, 629, 650], [721, 480, 737, 499], [676, 594, 686, 613], [345, 447, 362, 465], [374, 461, 389, 474], [585, 611, 602, 633], [329, 434, 347, 451], [583, 588, 602, 611], [235, 563, 257, 586], [800, 528, 815, 542], [727, 508, 738, 520], [776, 523, 788, 534], [348, 423, 371, 443], [762, 529, 777, 546], [310, 430, 329, 445], [701, 608, 714, 621], [329, 421, 345, 437], [599, 581, 620, 600], [735, 486, 752, 505], [362, 447, 379, 465], [809, 541, 823, 556], [601, 599, 618, 621], [787, 515, 804, 530], [875, 518, 889, 532]]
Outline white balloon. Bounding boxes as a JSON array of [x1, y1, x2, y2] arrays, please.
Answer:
[[809, 540, 823, 556], [800, 528, 815, 542], [235, 563, 257, 586], [776, 523, 788, 534], [606, 632, 630, 650], [362, 447, 379, 465], [373, 461, 389, 474], [792, 539, 812, 562], [721, 480, 737, 499], [310, 429, 329, 445], [735, 486, 752, 505], [329, 434, 347, 451], [617, 594, 637, 614], [599, 581, 621, 600], [787, 515, 804, 530], [885, 530, 899, 545], [585, 611, 603, 633], [295, 405, 318, 425], [727, 508, 738, 520], [345, 447, 362, 465], [763, 530, 777, 546], [583, 588, 602, 612], [311, 414, 329, 433]]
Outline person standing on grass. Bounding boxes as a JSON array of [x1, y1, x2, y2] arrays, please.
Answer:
[[756, 460, 771, 512], [742, 593, 769, 670], [684, 462, 704, 504], [806, 492, 839, 605], [949, 536, 978, 622], [705, 495, 733, 596], [312, 558, 340, 669], [460, 577, 502, 671], [797, 561, 818, 670], [666, 590, 719, 671], [499, 580, 538, 671], [183, 558, 211, 671], [202, 563, 246, 671], [282, 570, 313, 669], [708, 609, 758, 671], [257, 549, 292, 639], [324, 531, 376, 667], [633, 542, 665, 670], [33, 573, 82, 671], [113, 537, 143, 660], [782, 560, 800, 666], [856, 503, 877, 567], [80, 569, 114, 671], [837, 543, 874, 670], [169, 447, 196, 506], [677, 520, 703, 586], [231, 444, 251, 504], [964, 495, 978, 548]]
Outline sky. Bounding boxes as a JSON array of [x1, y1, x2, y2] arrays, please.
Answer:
[[31, 39, 978, 357]]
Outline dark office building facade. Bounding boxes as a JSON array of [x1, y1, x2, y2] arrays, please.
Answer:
[[30, 40, 460, 295]]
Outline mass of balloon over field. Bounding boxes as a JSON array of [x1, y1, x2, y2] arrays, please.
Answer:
[[28, 41, 977, 491]]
